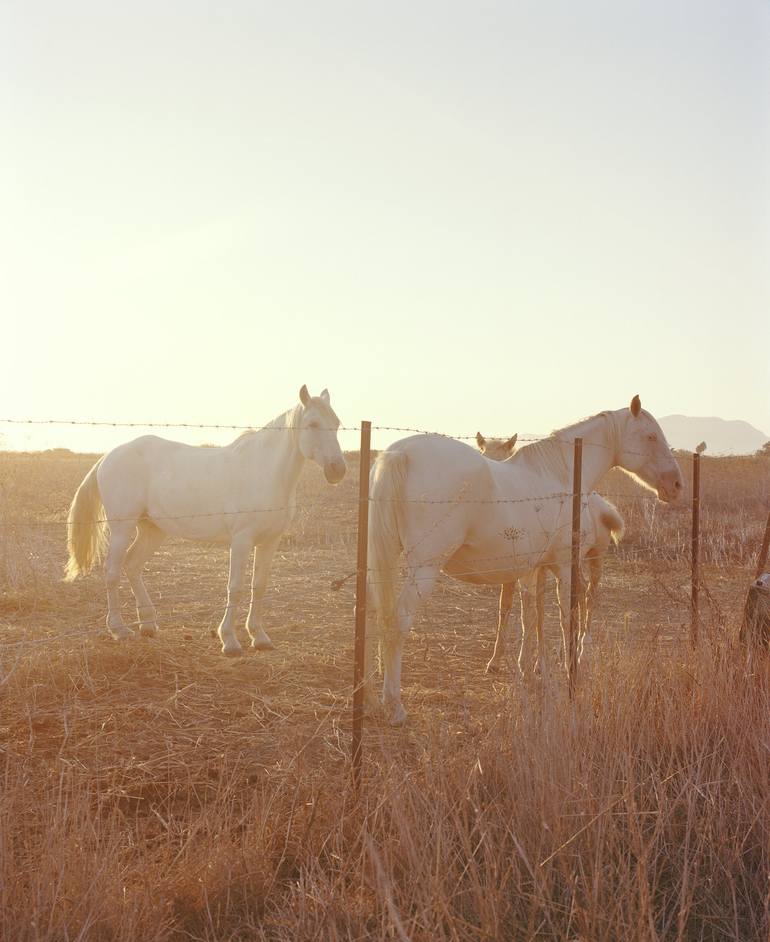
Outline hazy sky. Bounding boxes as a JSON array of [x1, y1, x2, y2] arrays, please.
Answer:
[[2, 0, 768, 452]]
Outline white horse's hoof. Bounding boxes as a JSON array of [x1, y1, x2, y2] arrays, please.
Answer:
[[139, 624, 158, 638], [251, 638, 274, 651], [222, 644, 243, 658], [388, 704, 407, 727], [109, 627, 135, 641]]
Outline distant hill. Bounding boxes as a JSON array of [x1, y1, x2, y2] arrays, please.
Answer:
[[659, 415, 769, 455]]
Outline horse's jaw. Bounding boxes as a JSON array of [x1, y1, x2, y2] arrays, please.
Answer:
[[323, 462, 347, 484]]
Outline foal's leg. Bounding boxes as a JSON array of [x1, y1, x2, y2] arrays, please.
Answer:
[[246, 534, 282, 650], [104, 520, 138, 640], [381, 562, 442, 726], [124, 520, 165, 638], [218, 536, 253, 657], [485, 581, 517, 674], [579, 553, 604, 662], [534, 567, 549, 675], [554, 563, 584, 673]]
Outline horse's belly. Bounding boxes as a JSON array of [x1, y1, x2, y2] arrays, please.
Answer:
[[443, 544, 520, 586], [443, 529, 551, 585]]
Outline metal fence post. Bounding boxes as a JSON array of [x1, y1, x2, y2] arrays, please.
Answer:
[[569, 437, 583, 699], [691, 452, 700, 646], [351, 421, 372, 785]]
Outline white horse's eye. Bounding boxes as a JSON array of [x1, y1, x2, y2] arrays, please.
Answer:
[[647, 433, 657, 442], [308, 421, 320, 430]]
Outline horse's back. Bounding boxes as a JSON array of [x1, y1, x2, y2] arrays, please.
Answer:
[[386, 435, 493, 500], [377, 435, 494, 554], [97, 436, 233, 530]]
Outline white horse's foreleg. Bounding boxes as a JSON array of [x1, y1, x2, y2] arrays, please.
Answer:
[[104, 521, 137, 640], [381, 563, 441, 726], [218, 538, 252, 657], [485, 581, 517, 674], [518, 573, 539, 675], [246, 534, 282, 650], [124, 521, 165, 638]]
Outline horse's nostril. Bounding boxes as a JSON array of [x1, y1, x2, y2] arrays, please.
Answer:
[[675, 480, 682, 489]]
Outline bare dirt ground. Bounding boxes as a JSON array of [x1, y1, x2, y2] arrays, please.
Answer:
[[1, 447, 768, 940]]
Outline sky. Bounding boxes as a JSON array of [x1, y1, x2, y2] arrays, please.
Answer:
[[1, 0, 768, 453]]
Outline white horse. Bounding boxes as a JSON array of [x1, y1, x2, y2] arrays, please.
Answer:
[[367, 397, 682, 724], [476, 431, 624, 675], [65, 386, 346, 656]]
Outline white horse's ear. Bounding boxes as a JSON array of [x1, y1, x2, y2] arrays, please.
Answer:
[[320, 388, 330, 403], [506, 434, 518, 451], [299, 385, 311, 407], [476, 432, 485, 450], [630, 395, 642, 417]]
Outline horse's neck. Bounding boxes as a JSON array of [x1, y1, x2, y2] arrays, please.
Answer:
[[240, 408, 306, 498], [553, 411, 619, 493]]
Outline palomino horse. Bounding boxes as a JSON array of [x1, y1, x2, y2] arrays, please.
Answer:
[[367, 396, 682, 724], [476, 431, 624, 675], [65, 386, 346, 656]]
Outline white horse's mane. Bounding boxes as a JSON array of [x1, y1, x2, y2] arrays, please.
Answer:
[[511, 410, 621, 483], [232, 399, 340, 449]]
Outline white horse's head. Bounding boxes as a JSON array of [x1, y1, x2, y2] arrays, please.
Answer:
[[297, 385, 346, 483], [617, 395, 683, 502], [475, 431, 518, 461]]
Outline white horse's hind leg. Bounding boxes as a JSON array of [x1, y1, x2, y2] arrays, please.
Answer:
[[382, 563, 441, 726], [363, 609, 379, 713], [246, 534, 281, 650], [218, 537, 252, 656], [104, 521, 137, 640], [124, 520, 164, 637]]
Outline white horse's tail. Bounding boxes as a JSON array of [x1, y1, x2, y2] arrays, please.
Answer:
[[64, 459, 108, 581], [598, 498, 625, 545], [367, 449, 409, 630]]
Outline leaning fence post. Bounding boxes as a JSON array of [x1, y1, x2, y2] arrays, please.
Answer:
[[568, 437, 583, 699], [691, 452, 701, 646], [753, 509, 770, 580], [740, 509, 770, 648], [351, 421, 372, 785]]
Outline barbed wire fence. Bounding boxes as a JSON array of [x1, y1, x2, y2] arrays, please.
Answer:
[[1, 416, 769, 773]]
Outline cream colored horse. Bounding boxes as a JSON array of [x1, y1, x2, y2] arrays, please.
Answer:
[[367, 397, 682, 724], [65, 386, 346, 656], [476, 432, 624, 675]]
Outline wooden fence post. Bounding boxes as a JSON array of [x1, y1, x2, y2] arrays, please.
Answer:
[[351, 421, 372, 785], [569, 437, 583, 699], [691, 452, 700, 646]]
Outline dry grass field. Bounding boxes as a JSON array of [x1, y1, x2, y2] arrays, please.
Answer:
[[1, 446, 769, 940]]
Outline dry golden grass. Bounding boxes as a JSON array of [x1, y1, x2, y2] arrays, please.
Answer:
[[1, 447, 769, 940]]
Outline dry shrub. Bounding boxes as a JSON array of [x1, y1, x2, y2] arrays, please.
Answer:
[[2, 638, 768, 941], [1, 449, 768, 940]]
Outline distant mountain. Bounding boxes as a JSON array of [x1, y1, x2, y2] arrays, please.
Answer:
[[659, 415, 769, 456]]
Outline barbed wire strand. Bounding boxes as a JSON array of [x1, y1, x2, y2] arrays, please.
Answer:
[[0, 415, 701, 460]]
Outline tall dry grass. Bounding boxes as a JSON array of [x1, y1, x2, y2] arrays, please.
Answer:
[[2, 638, 768, 941]]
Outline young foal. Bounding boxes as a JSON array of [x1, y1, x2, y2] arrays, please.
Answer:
[[476, 431, 624, 674], [65, 386, 346, 656]]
